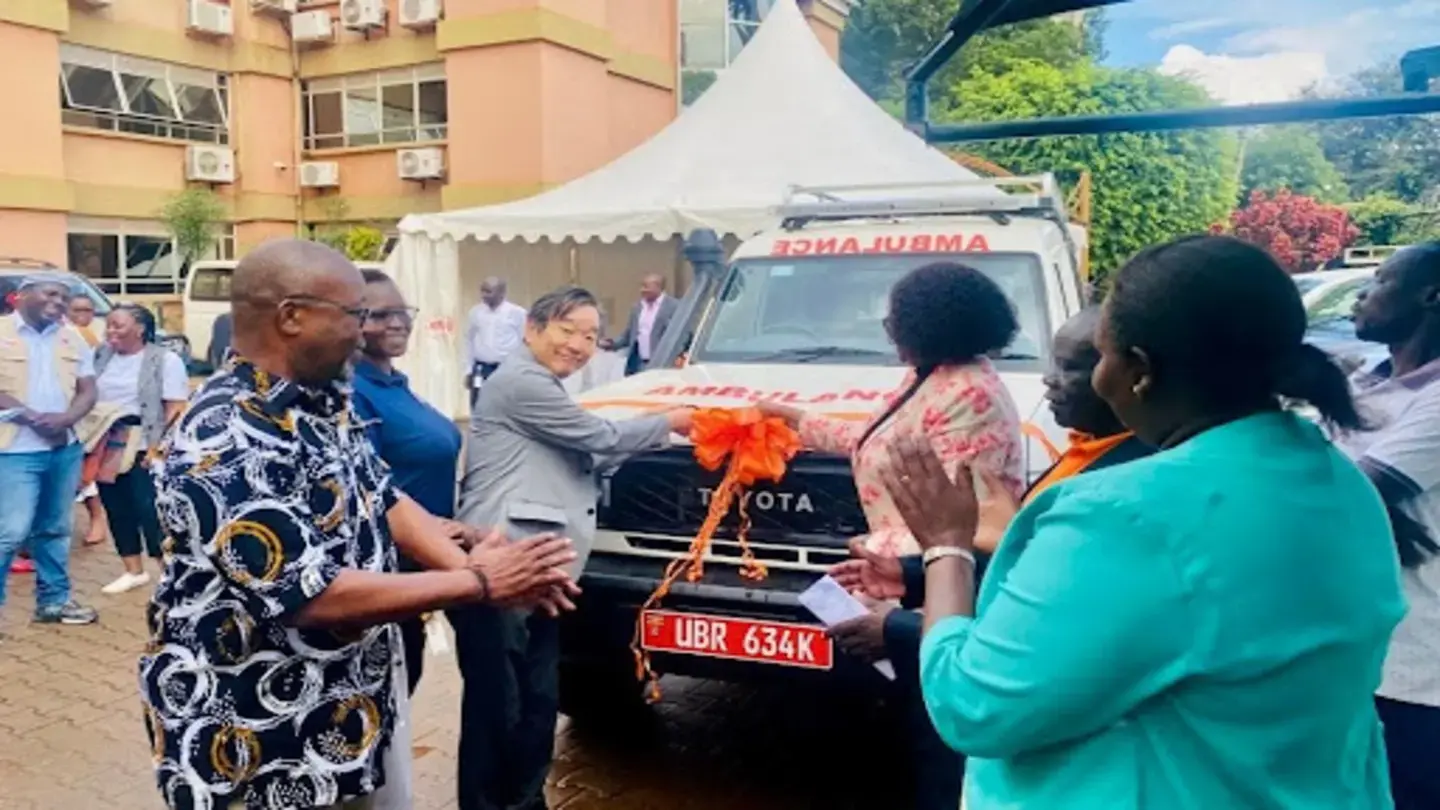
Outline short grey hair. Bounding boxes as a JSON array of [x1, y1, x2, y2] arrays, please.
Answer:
[[528, 285, 598, 328]]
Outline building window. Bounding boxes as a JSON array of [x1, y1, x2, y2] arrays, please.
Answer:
[[67, 220, 236, 296], [302, 65, 448, 151], [59, 45, 229, 145], [680, 0, 771, 72]]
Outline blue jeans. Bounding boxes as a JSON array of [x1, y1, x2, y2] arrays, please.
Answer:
[[0, 443, 84, 611]]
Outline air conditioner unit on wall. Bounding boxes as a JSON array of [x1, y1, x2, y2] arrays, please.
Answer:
[[186, 145, 236, 184], [72, 0, 114, 8], [291, 10, 335, 45], [339, 0, 387, 32], [187, 0, 234, 37], [397, 147, 445, 181], [399, 0, 442, 30], [300, 162, 341, 189], [251, 0, 297, 16]]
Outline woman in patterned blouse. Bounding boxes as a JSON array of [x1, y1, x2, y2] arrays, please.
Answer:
[[760, 261, 1026, 559]]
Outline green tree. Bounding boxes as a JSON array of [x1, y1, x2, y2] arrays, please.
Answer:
[[1310, 65, 1440, 203], [841, 2, 1096, 102], [681, 70, 718, 107], [1347, 193, 1440, 246], [1240, 126, 1348, 203], [159, 187, 227, 267], [936, 61, 1239, 283]]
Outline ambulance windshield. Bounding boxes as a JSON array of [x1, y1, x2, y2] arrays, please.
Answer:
[[691, 253, 1051, 370]]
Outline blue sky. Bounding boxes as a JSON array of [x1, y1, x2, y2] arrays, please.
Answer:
[[1100, 0, 1440, 102]]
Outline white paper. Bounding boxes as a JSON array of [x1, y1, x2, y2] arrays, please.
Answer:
[[798, 575, 896, 680]]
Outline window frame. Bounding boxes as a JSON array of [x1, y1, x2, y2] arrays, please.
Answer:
[[59, 45, 230, 145], [302, 64, 448, 151], [67, 220, 236, 297]]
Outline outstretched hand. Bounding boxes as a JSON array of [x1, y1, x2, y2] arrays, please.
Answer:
[[828, 539, 906, 600]]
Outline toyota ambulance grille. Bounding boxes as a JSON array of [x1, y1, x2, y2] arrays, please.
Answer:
[[597, 447, 866, 564]]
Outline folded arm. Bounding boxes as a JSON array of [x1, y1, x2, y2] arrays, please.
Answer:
[[919, 493, 1195, 759]]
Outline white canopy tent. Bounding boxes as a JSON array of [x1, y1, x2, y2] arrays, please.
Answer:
[[387, 0, 983, 416]]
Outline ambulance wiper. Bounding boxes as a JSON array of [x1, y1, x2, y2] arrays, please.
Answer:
[[748, 346, 893, 363]]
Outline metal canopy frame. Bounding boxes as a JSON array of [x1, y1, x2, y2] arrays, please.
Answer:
[[902, 0, 1440, 144]]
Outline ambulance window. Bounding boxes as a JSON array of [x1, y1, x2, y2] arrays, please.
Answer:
[[694, 253, 1050, 369]]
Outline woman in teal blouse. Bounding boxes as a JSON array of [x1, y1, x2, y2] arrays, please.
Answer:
[[884, 236, 1407, 810]]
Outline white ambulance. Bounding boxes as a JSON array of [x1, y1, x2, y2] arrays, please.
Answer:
[[559, 176, 1087, 717]]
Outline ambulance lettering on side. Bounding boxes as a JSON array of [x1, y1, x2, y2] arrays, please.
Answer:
[[770, 233, 993, 256]]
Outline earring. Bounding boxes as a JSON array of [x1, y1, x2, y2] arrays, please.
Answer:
[[1131, 383, 1144, 396]]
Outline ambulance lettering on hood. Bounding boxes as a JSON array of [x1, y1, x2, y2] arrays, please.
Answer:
[[644, 385, 888, 405], [770, 233, 992, 257]]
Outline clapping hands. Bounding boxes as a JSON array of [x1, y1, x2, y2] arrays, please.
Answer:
[[466, 531, 582, 617]]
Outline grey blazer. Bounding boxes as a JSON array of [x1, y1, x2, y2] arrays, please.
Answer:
[[456, 345, 674, 577], [612, 295, 679, 358]]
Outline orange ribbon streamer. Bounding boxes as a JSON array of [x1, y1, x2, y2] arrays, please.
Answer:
[[631, 407, 802, 702]]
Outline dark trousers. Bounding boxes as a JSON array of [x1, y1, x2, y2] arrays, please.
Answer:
[[1377, 695, 1440, 810], [469, 362, 500, 408], [890, 638, 965, 810], [399, 616, 425, 695], [623, 347, 645, 376], [98, 465, 163, 559], [449, 604, 560, 810]]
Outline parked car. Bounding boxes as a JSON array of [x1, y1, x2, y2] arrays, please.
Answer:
[[1302, 268, 1384, 373], [0, 257, 193, 365]]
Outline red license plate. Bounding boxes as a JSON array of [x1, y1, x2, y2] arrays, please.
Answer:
[[640, 610, 833, 670]]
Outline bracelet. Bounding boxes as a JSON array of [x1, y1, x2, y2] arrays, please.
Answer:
[[469, 566, 490, 601], [922, 546, 976, 568]]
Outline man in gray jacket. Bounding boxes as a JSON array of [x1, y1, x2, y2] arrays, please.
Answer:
[[602, 273, 679, 376], [451, 285, 693, 810]]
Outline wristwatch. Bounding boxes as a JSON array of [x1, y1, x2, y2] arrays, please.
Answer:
[[922, 546, 976, 568]]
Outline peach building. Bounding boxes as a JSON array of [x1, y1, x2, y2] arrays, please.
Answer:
[[0, 0, 848, 313]]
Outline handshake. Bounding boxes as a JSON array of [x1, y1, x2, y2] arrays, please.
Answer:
[[445, 522, 582, 617]]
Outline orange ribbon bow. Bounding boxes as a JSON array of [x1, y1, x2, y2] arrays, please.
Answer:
[[631, 407, 802, 701]]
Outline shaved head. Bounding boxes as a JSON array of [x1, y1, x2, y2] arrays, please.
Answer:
[[481, 276, 507, 308], [231, 239, 366, 385]]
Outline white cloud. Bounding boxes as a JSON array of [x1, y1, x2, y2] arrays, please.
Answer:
[[1158, 44, 1329, 105], [1150, 17, 1238, 41]]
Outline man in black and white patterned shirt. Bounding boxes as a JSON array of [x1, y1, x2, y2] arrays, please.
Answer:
[[139, 240, 579, 810]]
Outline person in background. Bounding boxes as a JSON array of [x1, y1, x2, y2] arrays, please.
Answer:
[[1342, 243, 1440, 810], [464, 276, 527, 407], [0, 277, 17, 315], [92, 305, 188, 595], [450, 286, 693, 810], [207, 310, 233, 370], [140, 240, 579, 810], [827, 307, 1152, 810], [603, 273, 678, 375], [352, 267, 464, 695], [65, 292, 109, 547], [66, 293, 99, 348], [0, 272, 100, 628], [894, 235, 1402, 809]]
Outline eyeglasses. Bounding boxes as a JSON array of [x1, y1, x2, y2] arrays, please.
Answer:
[[282, 295, 370, 322], [367, 306, 419, 325]]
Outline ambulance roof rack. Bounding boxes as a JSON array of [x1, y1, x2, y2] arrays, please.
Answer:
[[778, 174, 1070, 227]]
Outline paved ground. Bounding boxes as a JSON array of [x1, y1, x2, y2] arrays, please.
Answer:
[[0, 511, 909, 810]]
